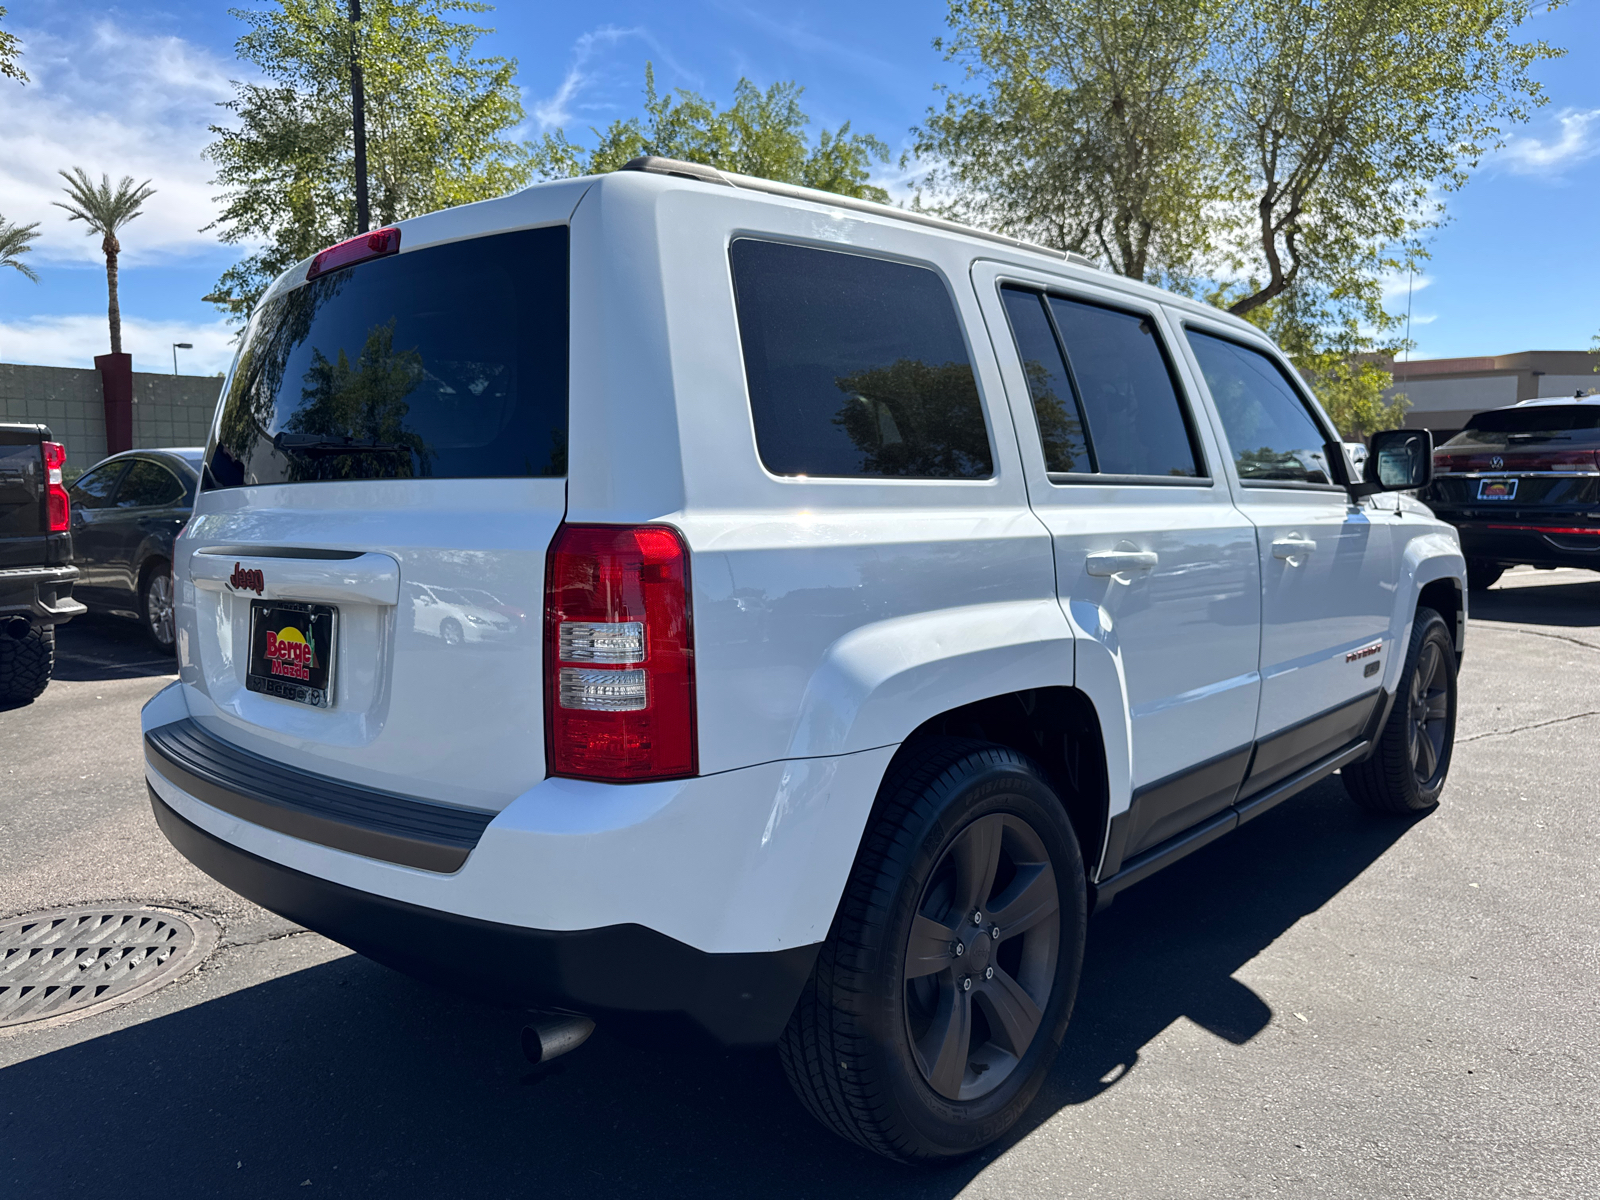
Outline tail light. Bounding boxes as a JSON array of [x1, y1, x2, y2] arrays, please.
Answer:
[[42, 441, 69, 532], [544, 524, 696, 781], [1435, 448, 1600, 472]]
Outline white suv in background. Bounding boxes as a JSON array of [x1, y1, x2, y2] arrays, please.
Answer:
[[143, 159, 1466, 1162]]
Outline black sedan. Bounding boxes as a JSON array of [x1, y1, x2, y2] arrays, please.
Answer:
[[66, 448, 202, 652]]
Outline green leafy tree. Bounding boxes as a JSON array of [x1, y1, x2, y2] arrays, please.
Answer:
[[531, 65, 891, 201], [0, 5, 25, 84], [0, 214, 39, 281], [54, 170, 157, 355], [1213, 0, 1560, 322], [913, 0, 1222, 284], [204, 0, 530, 319]]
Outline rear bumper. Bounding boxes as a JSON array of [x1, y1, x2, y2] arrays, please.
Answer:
[[139, 682, 893, 1045], [0, 563, 86, 622], [1445, 516, 1600, 569], [149, 787, 817, 1044]]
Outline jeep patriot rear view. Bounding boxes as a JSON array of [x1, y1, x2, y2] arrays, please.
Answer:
[[143, 157, 1467, 1161]]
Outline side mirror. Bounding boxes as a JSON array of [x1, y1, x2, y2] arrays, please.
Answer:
[[1350, 429, 1433, 497]]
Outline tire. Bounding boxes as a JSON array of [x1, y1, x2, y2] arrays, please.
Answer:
[[140, 559, 177, 654], [779, 739, 1087, 1162], [1343, 606, 1457, 814], [440, 618, 463, 646], [1466, 560, 1503, 592], [0, 620, 56, 705]]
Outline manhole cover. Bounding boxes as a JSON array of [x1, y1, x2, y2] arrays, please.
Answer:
[[0, 906, 215, 1029]]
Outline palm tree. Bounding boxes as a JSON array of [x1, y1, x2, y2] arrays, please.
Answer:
[[54, 168, 156, 355], [0, 214, 39, 281]]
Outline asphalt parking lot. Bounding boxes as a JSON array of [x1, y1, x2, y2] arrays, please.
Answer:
[[2, 569, 1596, 1199]]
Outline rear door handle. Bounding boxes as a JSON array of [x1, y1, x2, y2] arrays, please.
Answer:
[[1086, 550, 1159, 577], [1272, 536, 1318, 561]]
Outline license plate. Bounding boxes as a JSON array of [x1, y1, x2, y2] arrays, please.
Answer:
[[247, 601, 337, 708], [1477, 478, 1517, 501]]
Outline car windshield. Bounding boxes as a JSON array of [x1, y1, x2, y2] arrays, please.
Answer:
[[1447, 404, 1600, 444], [207, 226, 568, 487]]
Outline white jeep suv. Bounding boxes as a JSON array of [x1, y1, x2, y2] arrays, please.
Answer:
[[143, 158, 1465, 1162]]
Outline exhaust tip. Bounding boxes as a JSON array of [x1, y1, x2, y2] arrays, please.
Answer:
[[521, 1014, 596, 1066]]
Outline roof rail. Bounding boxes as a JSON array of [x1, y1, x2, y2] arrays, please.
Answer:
[[618, 156, 1100, 270]]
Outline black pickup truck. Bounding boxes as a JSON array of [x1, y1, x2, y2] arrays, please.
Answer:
[[1, 423, 86, 703]]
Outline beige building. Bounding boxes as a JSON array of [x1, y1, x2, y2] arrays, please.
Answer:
[[1383, 350, 1598, 437]]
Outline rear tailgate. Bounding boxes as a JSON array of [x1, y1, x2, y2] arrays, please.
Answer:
[[175, 215, 572, 814], [179, 479, 563, 811], [0, 424, 45, 567]]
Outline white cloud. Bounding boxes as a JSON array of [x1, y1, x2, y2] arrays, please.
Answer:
[[1381, 270, 1433, 303], [0, 20, 241, 268], [0, 314, 237, 374], [530, 26, 702, 132], [1499, 108, 1600, 176]]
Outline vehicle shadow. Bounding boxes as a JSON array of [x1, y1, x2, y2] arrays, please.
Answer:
[[0, 779, 1420, 1199], [50, 613, 177, 682], [1468, 573, 1600, 629]]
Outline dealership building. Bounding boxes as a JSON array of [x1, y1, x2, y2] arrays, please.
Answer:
[[1384, 350, 1598, 439]]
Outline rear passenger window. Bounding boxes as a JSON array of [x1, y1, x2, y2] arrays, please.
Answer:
[[1186, 331, 1336, 486], [1046, 297, 1202, 478], [1000, 289, 1091, 473], [114, 460, 186, 508], [729, 239, 993, 479]]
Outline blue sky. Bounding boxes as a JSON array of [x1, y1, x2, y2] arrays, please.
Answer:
[[0, 0, 1596, 374]]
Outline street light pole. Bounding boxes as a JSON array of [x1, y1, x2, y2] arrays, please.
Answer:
[[349, 0, 370, 234], [172, 342, 193, 376]]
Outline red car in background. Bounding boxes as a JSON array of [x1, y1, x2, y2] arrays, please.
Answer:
[[1424, 397, 1600, 590]]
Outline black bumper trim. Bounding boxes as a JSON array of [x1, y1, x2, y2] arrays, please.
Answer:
[[149, 788, 819, 1045], [145, 718, 495, 873], [0, 563, 85, 622]]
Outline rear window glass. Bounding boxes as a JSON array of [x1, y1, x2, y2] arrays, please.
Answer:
[[208, 226, 568, 488], [729, 239, 993, 479], [1455, 405, 1600, 438]]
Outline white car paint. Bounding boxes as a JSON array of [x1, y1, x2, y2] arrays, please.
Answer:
[[148, 166, 1465, 959]]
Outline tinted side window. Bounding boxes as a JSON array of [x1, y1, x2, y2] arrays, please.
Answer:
[[69, 463, 127, 510], [1187, 331, 1334, 485], [115, 460, 186, 508], [730, 239, 993, 479], [1000, 288, 1091, 473], [1047, 297, 1202, 478]]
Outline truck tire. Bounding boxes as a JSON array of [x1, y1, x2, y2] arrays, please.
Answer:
[[0, 621, 55, 705], [1343, 606, 1457, 814], [779, 739, 1086, 1162], [1466, 560, 1503, 592]]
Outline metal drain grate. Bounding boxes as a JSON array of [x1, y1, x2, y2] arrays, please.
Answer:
[[0, 906, 214, 1029]]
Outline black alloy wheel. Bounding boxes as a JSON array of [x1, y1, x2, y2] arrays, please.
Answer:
[[904, 813, 1060, 1101], [780, 740, 1086, 1161], [1407, 634, 1451, 788], [1343, 605, 1458, 814]]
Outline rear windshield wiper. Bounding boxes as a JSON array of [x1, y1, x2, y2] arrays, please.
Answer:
[[272, 433, 412, 455]]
